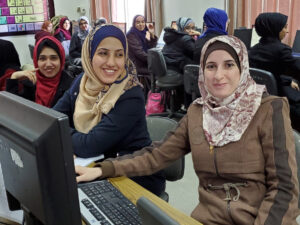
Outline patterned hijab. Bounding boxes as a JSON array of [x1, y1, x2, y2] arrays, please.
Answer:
[[73, 24, 140, 134], [194, 35, 266, 147], [77, 16, 90, 44], [176, 17, 194, 33]]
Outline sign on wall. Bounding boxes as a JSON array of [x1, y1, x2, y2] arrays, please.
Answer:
[[0, 0, 54, 36]]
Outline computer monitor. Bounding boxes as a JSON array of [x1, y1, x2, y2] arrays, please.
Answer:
[[233, 28, 252, 49], [0, 91, 81, 225]]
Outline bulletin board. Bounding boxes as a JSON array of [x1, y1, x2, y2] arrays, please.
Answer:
[[0, 0, 54, 36]]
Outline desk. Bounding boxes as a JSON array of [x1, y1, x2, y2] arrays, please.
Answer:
[[108, 176, 202, 225], [0, 217, 20, 225]]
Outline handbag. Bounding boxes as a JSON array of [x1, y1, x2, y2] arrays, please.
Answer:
[[145, 91, 166, 116]]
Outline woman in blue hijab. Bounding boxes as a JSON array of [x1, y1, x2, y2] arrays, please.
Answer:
[[194, 8, 229, 63]]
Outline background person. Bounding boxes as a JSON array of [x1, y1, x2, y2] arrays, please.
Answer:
[[5, 36, 74, 107], [75, 35, 299, 225], [34, 20, 53, 44], [53, 24, 165, 196], [54, 17, 72, 57]]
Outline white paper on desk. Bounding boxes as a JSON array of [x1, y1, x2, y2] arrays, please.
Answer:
[[74, 155, 104, 167]]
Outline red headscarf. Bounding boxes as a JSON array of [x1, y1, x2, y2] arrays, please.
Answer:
[[54, 17, 71, 40], [33, 36, 65, 107]]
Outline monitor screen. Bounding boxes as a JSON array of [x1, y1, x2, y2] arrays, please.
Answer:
[[0, 91, 81, 225]]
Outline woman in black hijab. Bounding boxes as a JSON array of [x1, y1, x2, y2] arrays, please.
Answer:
[[249, 12, 300, 131]]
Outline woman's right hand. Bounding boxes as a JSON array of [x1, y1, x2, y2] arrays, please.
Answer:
[[75, 165, 102, 183], [11, 69, 38, 84]]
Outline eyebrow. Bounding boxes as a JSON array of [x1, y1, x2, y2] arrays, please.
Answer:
[[97, 48, 124, 51], [206, 59, 235, 64]]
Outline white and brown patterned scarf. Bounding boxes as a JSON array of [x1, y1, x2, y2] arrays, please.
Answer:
[[194, 35, 266, 146]]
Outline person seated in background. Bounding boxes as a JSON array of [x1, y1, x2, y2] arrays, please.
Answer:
[[248, 12, 300, 131], [5, 36, 74, 107], [53, 24, 165, 196], [54, 17, 72, 57], [34, 20, 53, 44], [162, 17, 198, 73], [69, 16, 90, 66], [0, 39, 21, 90], [93, 17, 107, 28], [126, 15, 157, 75], [75, 35, 299, 225], [193, 7, 229, 63]]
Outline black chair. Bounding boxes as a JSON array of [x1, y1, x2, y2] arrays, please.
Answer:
[[249, 67, 278, 95], [292, 30, 300, 53], [183, 64, 201, 101], [146, 116, 185, 202], [233, 28, 252, 49], [147, 48, 185, 118], [28, 44, 34, 59]]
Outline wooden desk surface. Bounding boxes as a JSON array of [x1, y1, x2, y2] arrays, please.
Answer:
[[109, 176, 202, 225]]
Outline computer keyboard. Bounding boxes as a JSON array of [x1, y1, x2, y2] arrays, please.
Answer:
[[78, 180, 141, 225]]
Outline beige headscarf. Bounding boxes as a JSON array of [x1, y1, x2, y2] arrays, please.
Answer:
[[194, 35, 266, 147], [73, 25, 140, 133]]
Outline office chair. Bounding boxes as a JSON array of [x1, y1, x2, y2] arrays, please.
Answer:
[[146, 116, 185, 202], [293, 130, 300, 208], [249, 68, 278, 95], [292, 30, 300, 53], [147, 48, 185, 118], [28, 44, 34, 59], [183, 64, 201, 101], [233, 28, 252, 49]]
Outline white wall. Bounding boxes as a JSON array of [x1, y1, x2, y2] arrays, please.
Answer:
[[162, 0, 225, 29], [1, 0, 90, 66]]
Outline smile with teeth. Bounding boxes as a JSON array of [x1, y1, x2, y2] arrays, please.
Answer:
[[104, 68, 116, 74]]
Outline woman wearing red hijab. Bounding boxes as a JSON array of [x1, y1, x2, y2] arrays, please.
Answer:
[[5, 36, 74, 107], [54, 17, 72, 56]]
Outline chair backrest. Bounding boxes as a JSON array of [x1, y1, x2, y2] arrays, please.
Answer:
[[28, 44, 34, 59], [147, 48, 167, 78], [183, 64, 201, 100], [249, 67, 278, 95], [292, 30, 300, 53], [293, 130, 300, 208], [146, 116, 185, 181], [233, 28, 252, 49]]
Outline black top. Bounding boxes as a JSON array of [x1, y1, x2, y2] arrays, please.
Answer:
[[5, 70, 74, 107], [0, 39, 21, 77], [69, 32, 82, 62], [193, 31, 223, 64], [162, 27, 195, 73]]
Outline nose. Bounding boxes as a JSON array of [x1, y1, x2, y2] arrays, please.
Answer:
[[45, 59, 53, 67], [214, 67, 224, 81], [106, 54, 116, 66]]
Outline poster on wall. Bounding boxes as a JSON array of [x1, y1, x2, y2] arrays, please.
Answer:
[[0, 0, 54, 36]]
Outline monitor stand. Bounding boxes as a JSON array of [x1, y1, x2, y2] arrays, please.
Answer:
[[22, 208, 43, 225]]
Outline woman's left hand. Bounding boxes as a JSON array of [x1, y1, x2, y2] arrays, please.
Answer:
[[75, 165, 102, 183], [145, 31, 151, 41], [188, 30, 201, 37]]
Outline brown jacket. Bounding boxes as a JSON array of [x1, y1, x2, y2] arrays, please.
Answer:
[[99, 96, 299, 225]]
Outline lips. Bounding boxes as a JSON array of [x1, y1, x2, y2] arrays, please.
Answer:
[[213, 83, 227, 88]]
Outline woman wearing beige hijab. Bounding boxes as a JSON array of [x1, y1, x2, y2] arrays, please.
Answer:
[[53, 24, 166, 196], [76, 35, 299, 224]]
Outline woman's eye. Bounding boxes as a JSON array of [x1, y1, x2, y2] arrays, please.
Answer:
[[226, 63, 235, 68], [98, 51, 107, 56], [116, 52, 124, 57], [205, 64, 215, 70], [38, 57, 46, 61]]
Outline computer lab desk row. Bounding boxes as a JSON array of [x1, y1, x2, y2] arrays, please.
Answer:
[[0, 176, 202, 225]]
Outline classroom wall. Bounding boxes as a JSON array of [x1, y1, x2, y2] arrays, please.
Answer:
[[1, 0, 90, 66], [162, 0, 225, 30]]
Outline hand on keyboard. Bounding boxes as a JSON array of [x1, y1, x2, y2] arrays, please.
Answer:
[[75, 166, 102, 183]]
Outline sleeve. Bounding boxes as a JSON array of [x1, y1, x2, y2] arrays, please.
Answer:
[[70, 92, 147, 158], [146, 35, 158, 49], [0, 70, 15, 91], [182, 36, 195, 59], [69, 34, 81, 59], [105, 116, 190, 178], [6, 78, 35, 101], [254, 98, 299, 225], [280, 45, 300, 82], [54, 32, 64, 42], [127, 33, 148, 63]]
